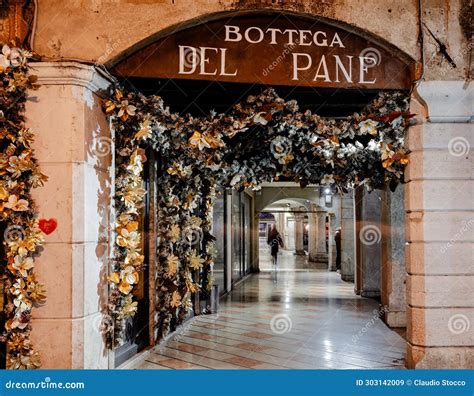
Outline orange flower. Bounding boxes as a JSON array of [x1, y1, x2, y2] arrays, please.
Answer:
[[188, 131, 210, 150]]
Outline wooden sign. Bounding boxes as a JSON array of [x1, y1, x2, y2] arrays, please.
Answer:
[[113, 15, 413, 89]]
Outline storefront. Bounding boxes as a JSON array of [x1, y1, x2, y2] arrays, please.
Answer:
[[0, 1, 472, 370]]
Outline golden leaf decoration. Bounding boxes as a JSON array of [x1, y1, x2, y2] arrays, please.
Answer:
[[170, 290, 182, 308]]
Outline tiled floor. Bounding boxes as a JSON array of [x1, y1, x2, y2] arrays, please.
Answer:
[[136, 247, 406, 369]]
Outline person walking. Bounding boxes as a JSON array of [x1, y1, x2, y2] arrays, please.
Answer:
[[335, 227, 342, 273], [267, 225, 284, 266]]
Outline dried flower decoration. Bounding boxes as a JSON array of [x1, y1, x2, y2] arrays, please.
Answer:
[[1, 43, 46, 369], [104, 85, 411, 347]]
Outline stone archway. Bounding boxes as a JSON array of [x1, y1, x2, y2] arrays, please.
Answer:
[[13, 0, 469, 371], [104, 9, 414, 367], [32, 2, 474, 372], [262, 196, 331, 269]]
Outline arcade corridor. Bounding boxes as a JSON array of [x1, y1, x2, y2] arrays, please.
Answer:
[[135, 249, 406, 369]]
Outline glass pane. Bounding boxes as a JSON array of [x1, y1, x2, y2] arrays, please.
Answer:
[[212, 192, 225, 294], [231, 191, 241, 283], [243, 194, 251, 274]]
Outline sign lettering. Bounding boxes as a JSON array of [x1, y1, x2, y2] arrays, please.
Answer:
[[113, 16, 412, 89]]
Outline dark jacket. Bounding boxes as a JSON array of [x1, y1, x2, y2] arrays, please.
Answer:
[[268, 230, 283, 256]]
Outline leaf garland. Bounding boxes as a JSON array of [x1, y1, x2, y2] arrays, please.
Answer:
[[103, 87, 413, 348], [0, 43, 47, 369]]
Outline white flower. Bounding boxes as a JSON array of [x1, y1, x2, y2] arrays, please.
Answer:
[[359, 119, 379, 136], [367, 139, 379, 151], [321, 174, 335, 184], [12, 255, 34, 277], [121, 266, 139, 285], [117, 100, 137, 119], [230, 173, 243, 187], [0, 45, 23, 69], [253, 112, 268, 125], [0, 54, 9, 69]]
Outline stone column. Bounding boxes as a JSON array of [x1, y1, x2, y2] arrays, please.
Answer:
[[406, 82, 473, 368], [381, 185, 406, 327], [340, 190, 356, 281], [308, 205, 328, 268], [357, 190, 382, 298], [308, 207, 318, 262], [277, 212, 285, 248], [27, 63, 112, 368], [328, 213, 337, 271], [250, 191, 259, 273], [225, 191, 233, 291], [294, 213, 305, 255]]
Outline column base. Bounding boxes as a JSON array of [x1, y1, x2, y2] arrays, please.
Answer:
[[341, 274, 354, 282], [360, 290, 381, 298], [407, 344, 474, 368], [308, 253, 328, 269], [307, 261, 328, 269], [294, 250, 306, 255], [384, 311, 406, 328], [308, 253, 328, 262]]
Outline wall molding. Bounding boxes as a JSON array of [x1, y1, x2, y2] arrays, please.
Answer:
[[29, 62, 113, 96], [416, 81, 473, 123]]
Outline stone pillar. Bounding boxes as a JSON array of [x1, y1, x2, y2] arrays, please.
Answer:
[[250, 191, 259, 273], [27, 63, 112, 368], [277, 212, 285, 247], [307, 207, 317, 262], [357, 190, 382, 298], [340, 190, 356, 281], [285, 214, 295, 250], [328, 213, 337, 271], [294, 213, 305, 255], [225, 191, 233, 291], [308, 205, 328, 268], [381, 185, 406, 327], [406, 82, 473, 368]]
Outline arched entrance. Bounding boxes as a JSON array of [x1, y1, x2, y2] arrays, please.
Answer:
[[105, 10, 414, 369]]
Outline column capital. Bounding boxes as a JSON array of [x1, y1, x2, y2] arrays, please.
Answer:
[[29, 61, 113, 96], [294, 213, 305, 221], [415, 81, 473, 123]]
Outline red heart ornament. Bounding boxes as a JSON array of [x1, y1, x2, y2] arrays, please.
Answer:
[[39, 218, 58, 235]]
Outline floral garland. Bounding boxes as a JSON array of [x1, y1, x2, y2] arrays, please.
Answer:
[[103, 87, 413, 347], [0, 43, 47, 369]]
